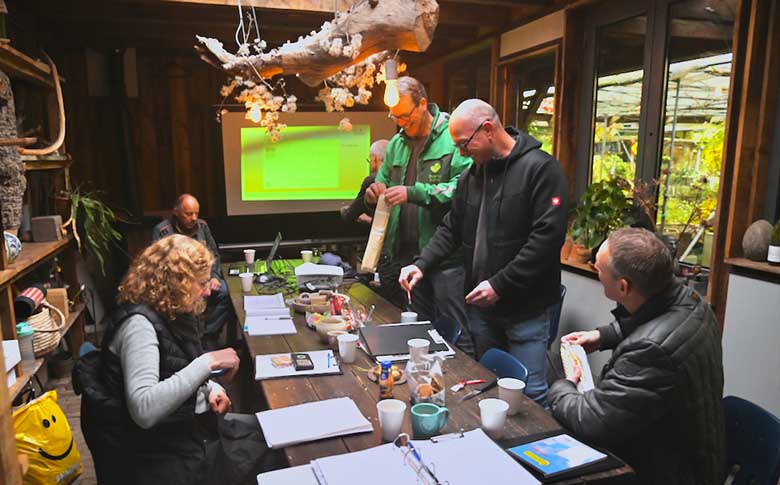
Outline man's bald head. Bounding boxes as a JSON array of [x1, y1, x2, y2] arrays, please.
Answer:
[[173, 193, 200, 231], [449, 99, 507, 165], [450, 99, 502, 132]]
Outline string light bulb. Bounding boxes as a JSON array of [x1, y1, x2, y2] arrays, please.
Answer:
[[248, 103, 262, 123], [383, 59, 400, 108]]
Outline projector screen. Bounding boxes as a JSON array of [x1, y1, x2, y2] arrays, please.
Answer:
[[222, 111, 397, 215]]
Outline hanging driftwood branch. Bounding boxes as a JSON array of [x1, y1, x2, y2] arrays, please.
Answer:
[[19, 53, 65, 156], [195, 0, 438, 87]]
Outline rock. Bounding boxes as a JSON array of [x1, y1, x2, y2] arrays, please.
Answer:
[[742, 219, 773, 261]]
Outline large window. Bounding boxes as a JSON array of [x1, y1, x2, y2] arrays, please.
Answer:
[[577, 0, 736, 268]]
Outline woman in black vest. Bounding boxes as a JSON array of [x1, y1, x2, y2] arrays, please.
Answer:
[[77, 234, 274, 484]]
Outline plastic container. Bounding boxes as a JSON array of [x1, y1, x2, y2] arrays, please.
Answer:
[[379, 360, 394, 400], [16, 322, 36, 368]]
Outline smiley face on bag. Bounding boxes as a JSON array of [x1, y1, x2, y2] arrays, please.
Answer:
[[36, 407, 74, 461]]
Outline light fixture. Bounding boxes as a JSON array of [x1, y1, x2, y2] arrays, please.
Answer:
[[383, 59, 400, 108], [248, 103, 262, 123]]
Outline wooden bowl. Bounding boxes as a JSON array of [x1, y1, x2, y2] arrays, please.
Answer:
[[315, 316, 349, 343]]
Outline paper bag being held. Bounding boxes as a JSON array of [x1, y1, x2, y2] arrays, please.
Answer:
[[360, 195, 391, 273]]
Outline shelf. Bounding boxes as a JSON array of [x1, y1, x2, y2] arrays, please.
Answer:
[[725, 257, 780, 277], [0, 237, 73, 289], [7, 303, 85, 403], [0, 41, 58, 88], [21, 154, 72, 171], [562, 258, 598, 276]]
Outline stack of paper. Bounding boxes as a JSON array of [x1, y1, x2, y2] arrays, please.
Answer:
[[257, 465, 318, 485], [245, 317, 297, 336], [256, 397, 373, 449], [244, 294, 290, 318], [255, 350, 340, 380]]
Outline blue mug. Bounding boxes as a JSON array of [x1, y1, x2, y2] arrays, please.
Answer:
[[411, 403, 449, 439]]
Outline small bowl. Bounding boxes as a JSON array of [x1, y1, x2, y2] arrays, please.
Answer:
[[326, 330, 348, 347], [316, 316, 349, 343]]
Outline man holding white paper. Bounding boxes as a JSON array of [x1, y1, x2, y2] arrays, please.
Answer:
[[548, 228, 725, 485]]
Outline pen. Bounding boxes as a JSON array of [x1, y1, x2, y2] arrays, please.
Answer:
[[407, 441, 440, 484], [327, 352, 331, 368]]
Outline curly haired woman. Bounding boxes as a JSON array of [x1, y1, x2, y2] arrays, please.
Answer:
[[76, 235, 277, 484]]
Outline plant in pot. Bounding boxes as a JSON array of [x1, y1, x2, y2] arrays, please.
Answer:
[[768, 220, 780, 266], [568, 178, 635, 263], [60, 188, 127, 275]]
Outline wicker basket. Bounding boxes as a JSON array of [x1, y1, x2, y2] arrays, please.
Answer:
[[28, 301, 66, 357]]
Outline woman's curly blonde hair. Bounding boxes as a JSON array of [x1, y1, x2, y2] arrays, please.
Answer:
[[118, 234, 214, 319]]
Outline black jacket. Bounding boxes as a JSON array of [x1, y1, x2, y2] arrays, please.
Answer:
[[415, 128, 568, 318], [548, 283, 725, 485]]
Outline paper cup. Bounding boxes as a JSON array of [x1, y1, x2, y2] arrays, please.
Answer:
[[377, 399, 407, 442], [479, 398, 509, 439], [407, 338, 430, 362], [239, 273, 254, 292], [243, 249, 256, 264], [337, 333, 359, 363], [498, 378, 526, 416], [327, 330, 348, 349], [301, 250, 313, 263], [400, 311, 417, 323]]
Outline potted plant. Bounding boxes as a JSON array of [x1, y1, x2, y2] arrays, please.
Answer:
[[769, 220, 780, 266], [568, 178, 635, 263], [60, 188, 127, 274]]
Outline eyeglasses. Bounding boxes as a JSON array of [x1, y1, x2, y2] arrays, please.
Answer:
[[455, 119, 488, 151], [387, 103, 419, 123]]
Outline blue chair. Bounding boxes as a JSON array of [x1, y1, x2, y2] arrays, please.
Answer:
[[723, 395, 780, 485], [479, 348, 528, 382], [547, 285, 567, 349], [432, 318, 461, 345]]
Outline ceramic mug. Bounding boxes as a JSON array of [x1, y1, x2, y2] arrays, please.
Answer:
[[410, 402, 449, 439]]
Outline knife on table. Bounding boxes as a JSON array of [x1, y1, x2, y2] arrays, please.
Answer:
[[458, 378, 498, 403]]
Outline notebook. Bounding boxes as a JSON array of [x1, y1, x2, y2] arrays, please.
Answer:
[[358, 322, 453, 361], [244, 316, 297, 336], [244, 293, 286, 311], [256, 464, 318, 485], [254, 350, 341, 380], [255, 397, 373, 449]]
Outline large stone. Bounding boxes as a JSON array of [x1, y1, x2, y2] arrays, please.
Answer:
[[742, 219, 773, 261]]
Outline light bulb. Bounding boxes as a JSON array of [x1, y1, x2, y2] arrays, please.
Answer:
[[383, 59, 400, 108], [248, 104, 262, 123]]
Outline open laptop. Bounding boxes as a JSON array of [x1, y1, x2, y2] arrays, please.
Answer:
[[257, 232, 282, 283]]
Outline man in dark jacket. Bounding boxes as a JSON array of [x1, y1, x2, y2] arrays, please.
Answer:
[[340, 139, 388, 225], [400, 99, 568, 402], [548, 228, 725, 484], [152, 194, 233, 348]]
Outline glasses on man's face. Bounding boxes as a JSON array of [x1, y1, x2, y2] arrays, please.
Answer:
[[387, 103, 419, 123], [455, 119, 488, 151]]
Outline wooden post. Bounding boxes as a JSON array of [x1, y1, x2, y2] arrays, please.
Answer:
[[168, 61, 193, 196]]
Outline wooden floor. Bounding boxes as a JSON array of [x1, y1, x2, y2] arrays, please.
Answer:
[[49, 376, 97, 485]]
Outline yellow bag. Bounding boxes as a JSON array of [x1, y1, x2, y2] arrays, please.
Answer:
[[13, 390, 82, 485]]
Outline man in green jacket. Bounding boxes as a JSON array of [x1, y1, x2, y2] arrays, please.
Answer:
[[365, 76, 474, 356]]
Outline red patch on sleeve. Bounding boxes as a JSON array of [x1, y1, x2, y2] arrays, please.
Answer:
[[551, 196, 561, 206]]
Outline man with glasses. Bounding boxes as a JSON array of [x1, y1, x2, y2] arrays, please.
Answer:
[[399, 98, 568, 404], [364, 77, 474, 357], [153, 194, 233, 349]]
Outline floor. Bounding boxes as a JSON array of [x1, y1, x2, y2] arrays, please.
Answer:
[[49, 376, 96, 485]]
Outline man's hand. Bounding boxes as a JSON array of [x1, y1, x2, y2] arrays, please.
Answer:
[[566, 364, 582, 385], [560, 330, 601, 354], [208, 389, 232, 414], [365, 182, 387, 204], [357, 213, 373, 225], [465, 280, 500, 307], [398, 264, 424, 292], [209, 278, 221, 292], [206, 348, 240, 382], [383, 186, 409, 207]]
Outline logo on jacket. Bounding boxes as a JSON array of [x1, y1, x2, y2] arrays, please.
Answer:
[[430, 162, 441, 173], [551, 197, 561, 206]]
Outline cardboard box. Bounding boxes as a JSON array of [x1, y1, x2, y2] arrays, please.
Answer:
[[3, 340, 20, 372], [47, 288, 70, 321]]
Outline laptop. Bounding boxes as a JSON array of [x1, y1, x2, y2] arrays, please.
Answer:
[[257, 232, 283, 283]]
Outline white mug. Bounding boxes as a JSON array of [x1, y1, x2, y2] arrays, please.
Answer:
[[498, 378, 526, 416], [377, 399, 407, 442], [239, 273, 254, 292], [301, 250, 313, 263], [400, 311, 417, 323], [243, 249, 256, 264], [337, 333, 359, 363], [407, 338, 430, 362], [479, 398, 509, 439]]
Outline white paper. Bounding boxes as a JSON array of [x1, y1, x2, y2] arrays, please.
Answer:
[[245, 307, 292, 318], [255, 350, 340, 380], [257, 465, 318, 485], [311, 428, 539, 485], [244, 316, 297, 337], [256, 397, 373, 449], [244, 293, 286, 310], [560, 343, 595, 392]]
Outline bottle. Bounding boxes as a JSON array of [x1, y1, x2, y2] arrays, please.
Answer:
[[16, 322, 36, 369], [379, 360, 394, 400]]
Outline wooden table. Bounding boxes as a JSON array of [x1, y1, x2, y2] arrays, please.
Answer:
[[225, 266, 634, 483]]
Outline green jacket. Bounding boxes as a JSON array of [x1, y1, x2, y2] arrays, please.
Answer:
[[371, 104, 472, 265]]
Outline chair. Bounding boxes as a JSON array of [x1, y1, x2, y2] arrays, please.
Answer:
[[723, 395, 780, 485], [547, 284, 567, 349], [479, 348, 528, 382], [432, 317, 461, 345]]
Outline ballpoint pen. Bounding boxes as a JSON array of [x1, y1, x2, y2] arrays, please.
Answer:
[[394, 434, 441, 485], [458, 378, 498, 402]]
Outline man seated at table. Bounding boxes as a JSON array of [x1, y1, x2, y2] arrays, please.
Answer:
[[548, 228, 725, 484], [340, 139, 388, 225], [152, 193, 233, 349]]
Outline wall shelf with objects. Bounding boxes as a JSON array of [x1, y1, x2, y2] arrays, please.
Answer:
[[725, 258, 780, 281]]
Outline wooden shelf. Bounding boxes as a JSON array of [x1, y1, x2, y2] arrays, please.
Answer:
[[725, 257, 780, 277], [21, 154, 72, 171], [0, 41, 58, 88], [6, 303, 86, 403], [0, 237, 73, 289]]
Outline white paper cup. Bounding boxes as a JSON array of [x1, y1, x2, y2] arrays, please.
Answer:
[[337, 333, 359, 363], [400, 311, 418, 323], [239, 273, 254, 292], [377, 399, 407, 442], [407, 338, 430, 362], [498, 378, 526, 416], [301, 250, 313, 263], [479, 398, 509, 439], [243, 249, 256, 264]]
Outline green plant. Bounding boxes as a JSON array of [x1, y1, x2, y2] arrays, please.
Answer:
[[61, 188, 126, 274], [772, 220, 780, 245], [569, 177, 635, 249]]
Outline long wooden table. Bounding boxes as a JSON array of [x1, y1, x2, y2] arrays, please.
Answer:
[[225, 266, 633, 483]]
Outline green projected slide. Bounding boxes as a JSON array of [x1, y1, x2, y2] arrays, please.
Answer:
[[240, 125, 370, 201]]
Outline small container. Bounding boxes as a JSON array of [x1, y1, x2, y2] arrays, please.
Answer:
[[379, 360, 394, 400], [16, 322, 36, 368]]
